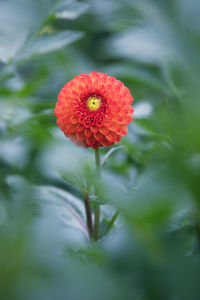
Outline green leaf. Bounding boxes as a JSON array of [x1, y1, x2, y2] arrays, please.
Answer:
[[101, 146, 124, 167], [59, 171, 86, 192], [18, 30, 83, 61], [53, 0, 90, 20], [37, 185, 88, 239], [0, 0, 50, 63], [0, 0, 85, 63]]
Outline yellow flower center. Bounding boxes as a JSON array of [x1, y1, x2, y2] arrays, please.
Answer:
[[86, 97, 101, 111]]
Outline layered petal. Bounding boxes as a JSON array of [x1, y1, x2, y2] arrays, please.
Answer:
[[54, 72, 134, 149]]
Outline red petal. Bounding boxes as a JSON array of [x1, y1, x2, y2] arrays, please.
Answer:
[[69, 116, 78, 124], [66, 124, 76, 133], [94, 132, 104, 143], [86, 136, 96, 146], [115, 134, 121, 143], [76, 132, 85, 142], [99, 135, 113, 147], [123, 114, 133, 124], [92, 141, 101, 149], [77, 124, 84, 132], [99, 126, 109, 135], [85, 129, 93, 138], [120, 124, 128, 136], [91, 126, 99, 134], [106, 131, 117, 142]]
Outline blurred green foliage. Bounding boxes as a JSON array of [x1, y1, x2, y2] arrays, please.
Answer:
[[1, 0, 200, 299]]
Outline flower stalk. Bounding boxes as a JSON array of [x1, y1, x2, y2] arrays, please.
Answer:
[[94, 148, 101, 241], [83, 191, 93, 240]]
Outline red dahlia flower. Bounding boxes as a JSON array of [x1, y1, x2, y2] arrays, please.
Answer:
[[54, 72, 134, 149]]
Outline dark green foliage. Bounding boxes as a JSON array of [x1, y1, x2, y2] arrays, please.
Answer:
[[1, 0, 200, 299]]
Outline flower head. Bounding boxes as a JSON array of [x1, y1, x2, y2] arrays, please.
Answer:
[[54, 72, 134, 149]]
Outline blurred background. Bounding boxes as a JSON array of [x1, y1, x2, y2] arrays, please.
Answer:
[[1, 0, 200, 299]]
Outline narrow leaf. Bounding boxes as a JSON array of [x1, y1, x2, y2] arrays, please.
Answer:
[[18, 30, 83, 61], [102, 146, 124, 167]]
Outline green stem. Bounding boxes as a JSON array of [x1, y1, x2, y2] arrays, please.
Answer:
[[193, 206, 200, 253], [94, 148, 101, 241], [94, 204, 100, 241], [95, 147, 101, 175], [104, 211, 120, 235], [83, 191, 93, 240]]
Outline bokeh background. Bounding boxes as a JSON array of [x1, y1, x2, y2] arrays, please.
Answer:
[[1, 0, 200, 299]]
